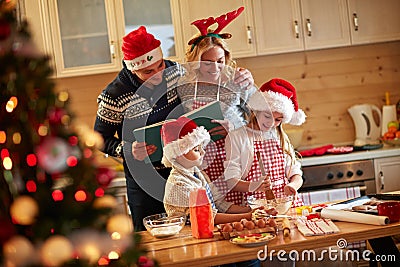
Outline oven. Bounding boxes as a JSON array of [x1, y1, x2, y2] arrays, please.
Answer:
[[299, 159, 376, 196]]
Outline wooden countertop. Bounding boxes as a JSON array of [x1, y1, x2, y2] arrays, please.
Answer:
[[140, 220, 400, 266]]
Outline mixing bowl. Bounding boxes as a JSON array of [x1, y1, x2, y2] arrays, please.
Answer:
[[248, 195, 294, 214], [143, 212, 186, 238]]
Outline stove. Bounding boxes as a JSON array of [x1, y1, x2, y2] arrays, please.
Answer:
[[300, 159, 376, 195]]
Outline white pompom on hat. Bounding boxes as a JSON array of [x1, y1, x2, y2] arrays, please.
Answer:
[[247, 78, 306, 125], [122, 26, 163, 71], [161, 117, 210, 167]]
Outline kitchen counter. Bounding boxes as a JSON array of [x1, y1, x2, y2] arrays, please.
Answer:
[[300, 145, 400, 167], [140, 220, 400, 266]]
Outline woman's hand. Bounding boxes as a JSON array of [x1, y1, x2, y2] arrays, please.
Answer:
[[131, 141, 157, 161], [234, 67, 254, 90]]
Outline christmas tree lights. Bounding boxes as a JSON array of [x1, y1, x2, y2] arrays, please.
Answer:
[[0, 1, 155, 266]]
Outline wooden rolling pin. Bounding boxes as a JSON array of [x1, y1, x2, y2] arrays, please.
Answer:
[[282, 218, 291, 237], [255, 151, 275, 200]]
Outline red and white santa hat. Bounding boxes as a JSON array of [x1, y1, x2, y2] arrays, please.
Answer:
[[122, 26, 163, 71], [161, 117, 210, 167], [247, 78, 306, 125]]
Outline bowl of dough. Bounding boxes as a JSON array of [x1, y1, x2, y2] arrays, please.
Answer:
[[248, 195, 294, 215], [143, 212, 186, 238]]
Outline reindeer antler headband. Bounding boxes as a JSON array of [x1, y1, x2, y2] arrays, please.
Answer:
[[188, 6, 244, 52]]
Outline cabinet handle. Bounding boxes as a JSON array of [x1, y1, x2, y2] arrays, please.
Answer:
[[110, 41, 116, 59], [352, 13, 359, 31], [246, 26, 252, 44], [306, 18, 312, 37], [294, 20, 299, 38], [379, 171, 384, 190]]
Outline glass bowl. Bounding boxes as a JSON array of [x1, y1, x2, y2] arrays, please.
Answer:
[[248, 195, 294, 214], [143, 212, 186, 238], [382, 138, 400, 146]]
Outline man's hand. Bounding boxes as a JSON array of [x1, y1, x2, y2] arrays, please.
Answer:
[[234, 67, 254, 90], [131, 141, 156, 161]]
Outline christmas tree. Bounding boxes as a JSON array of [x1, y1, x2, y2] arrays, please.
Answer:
[[0, 1, 155, 266]]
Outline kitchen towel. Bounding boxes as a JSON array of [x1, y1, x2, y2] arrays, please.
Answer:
[[320, 208, 389, 225], [295, 218, 340, 236], [298, 187, 361, 206], [381, 104, 397, 136]]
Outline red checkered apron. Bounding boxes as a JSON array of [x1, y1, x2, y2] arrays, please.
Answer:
[[244, 139, 303, 207], [192, 100, 245, 205]]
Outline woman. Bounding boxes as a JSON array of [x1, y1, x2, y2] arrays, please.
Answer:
[[177, 7, 256, 204]]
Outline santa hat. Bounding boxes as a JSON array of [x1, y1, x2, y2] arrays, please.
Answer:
[[161, 117, 210, 167], [247, 78, 306, 125], [122, 26, 163, 71]]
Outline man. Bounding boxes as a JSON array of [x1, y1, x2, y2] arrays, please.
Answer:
[[94, 26, 254, 231]]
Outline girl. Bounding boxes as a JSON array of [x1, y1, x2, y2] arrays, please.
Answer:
[[224, 78, 306, 206]]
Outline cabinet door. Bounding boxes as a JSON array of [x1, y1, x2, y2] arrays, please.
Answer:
[[253, 0, 304, 55], [374, 156, 400, 194], [179, 0, 256, 58], [300, 0, 351, 50], [47, 0, 121, 77], [347, 0, 400, 45], [116, 0, 184, 62]]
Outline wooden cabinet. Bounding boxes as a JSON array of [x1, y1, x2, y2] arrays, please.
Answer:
[[347, 0, 400, 45], [300, 0, 351, 50], [374, 156, 400, 194], [117, 0, 184, 62], [179, 0, 256, 58], [253, 0, 304, 55], [24, 0, 184, 78], [253, 0, 350, 55], [24, 0, 400, 77], [108, 177, 130, 215]]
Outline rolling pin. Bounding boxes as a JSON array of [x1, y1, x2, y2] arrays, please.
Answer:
[[282, 218, 291, 237], [255, 151, 275, 200]]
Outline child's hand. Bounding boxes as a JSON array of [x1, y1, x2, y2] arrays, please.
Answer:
[[249, 175, 271, 192], [284, 183, 297, 196], [209, 119, 233, 137]]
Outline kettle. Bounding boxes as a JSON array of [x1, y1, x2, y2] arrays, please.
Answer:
[[348, 104, 382, 146]]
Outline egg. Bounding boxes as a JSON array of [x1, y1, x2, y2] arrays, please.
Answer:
[[222, 224, 233, 232], [232, 222, 244, 231], [268, 218, 277, 227], [257, 218, 266, 228], [244, 220, 255, 230]]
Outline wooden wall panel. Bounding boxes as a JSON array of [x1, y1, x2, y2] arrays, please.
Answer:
[[237, 41, 400, 148], [54, 41, 400, 153]]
